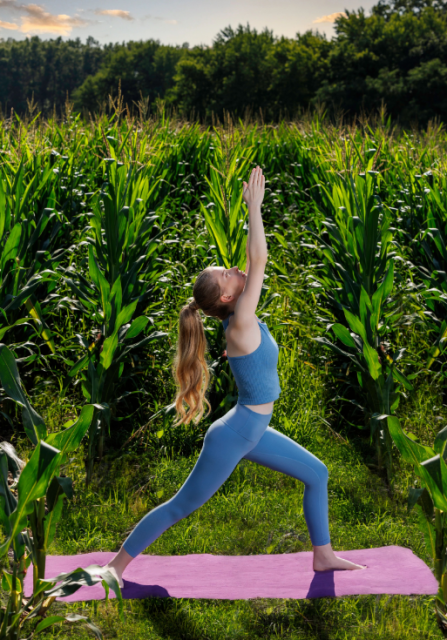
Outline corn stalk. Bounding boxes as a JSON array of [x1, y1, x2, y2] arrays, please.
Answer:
[[305, 170, 415, 484], [0, 344, 122, 638]]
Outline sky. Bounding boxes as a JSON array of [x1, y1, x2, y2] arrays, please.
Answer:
[[0, 0, 378, 46]]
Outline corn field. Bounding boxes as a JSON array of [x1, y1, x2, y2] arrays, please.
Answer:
[[2, 104, 447, 638]]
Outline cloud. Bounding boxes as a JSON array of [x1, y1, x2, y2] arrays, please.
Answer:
[[313, 11, 346, 23], [95, 9, 133, 20], [20, 5, 88, 34], [0, 0, 88, 34], [141, 14, 178, 24], [0, 0, 19, 8], [0, 19, 18, 28]]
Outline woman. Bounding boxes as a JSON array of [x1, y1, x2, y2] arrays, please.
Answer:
[[105, 166, 366, 587]]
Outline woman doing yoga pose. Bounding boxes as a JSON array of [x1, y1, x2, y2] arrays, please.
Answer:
[[105, 166, 366, 587]]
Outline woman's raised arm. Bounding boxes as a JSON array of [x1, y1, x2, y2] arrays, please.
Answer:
[[242, 167, 267, 262]]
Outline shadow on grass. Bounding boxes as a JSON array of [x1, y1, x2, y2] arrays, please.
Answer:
[[140, 596, 214, 640]]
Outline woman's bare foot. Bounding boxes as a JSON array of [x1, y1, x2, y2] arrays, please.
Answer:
[[104, 563, 124, 588], [313, 556, 366, 571], [102, 546, 134, 589], [312, 542, 367, 571]]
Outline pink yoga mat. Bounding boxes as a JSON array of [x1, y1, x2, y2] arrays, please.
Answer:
[[23, 545, 437, 601]]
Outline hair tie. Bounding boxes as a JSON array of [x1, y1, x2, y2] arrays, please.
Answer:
[[189, 299, 199, 311]]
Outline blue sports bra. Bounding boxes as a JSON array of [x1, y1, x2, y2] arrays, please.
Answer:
[[222, 312, 281, 405]]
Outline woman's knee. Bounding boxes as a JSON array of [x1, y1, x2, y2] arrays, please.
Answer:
[[317, 461, 329, 483], [311, 459, 329, 484]]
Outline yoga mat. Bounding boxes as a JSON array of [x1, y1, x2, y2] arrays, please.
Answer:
[[23, 545, 437, 602]]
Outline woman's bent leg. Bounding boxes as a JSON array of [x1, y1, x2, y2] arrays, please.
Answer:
[[243, 426, 331, 547], [122, 409, 269, 558]]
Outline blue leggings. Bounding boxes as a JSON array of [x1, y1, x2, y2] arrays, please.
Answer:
[[123, 403, 331, 558]]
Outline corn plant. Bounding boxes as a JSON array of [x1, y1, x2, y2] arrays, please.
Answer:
[[0, 160, 73, 354], [200, 132, 256, 270], [305, 171, 416, 482], [0, 344, 122, 638], [58, 159, 171, 484], [405, 176, 447, 369], [388, 415, 447, 635]]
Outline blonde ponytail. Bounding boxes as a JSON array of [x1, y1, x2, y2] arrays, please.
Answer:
[[172, 268, 232, 427], [172, 302, 212, 427]]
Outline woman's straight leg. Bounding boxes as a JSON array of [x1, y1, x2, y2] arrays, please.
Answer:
[[243, 426, 331, 547]]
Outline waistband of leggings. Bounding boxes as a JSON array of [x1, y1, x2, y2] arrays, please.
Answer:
[[219, 402, 273, 442]]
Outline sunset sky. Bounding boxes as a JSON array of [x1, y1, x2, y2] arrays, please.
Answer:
[[0, 0, 377, 45]]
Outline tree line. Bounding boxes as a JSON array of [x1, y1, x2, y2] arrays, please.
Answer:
[[1, 0, 447, 124]]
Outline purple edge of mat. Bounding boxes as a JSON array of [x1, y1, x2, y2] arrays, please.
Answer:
[[23, 545, 438, 601]]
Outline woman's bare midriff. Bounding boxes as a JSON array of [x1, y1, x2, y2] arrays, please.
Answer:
[[244, 401, 274, 415]]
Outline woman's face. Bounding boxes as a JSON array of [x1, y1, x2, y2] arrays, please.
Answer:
[[211, 266, 247, 305]]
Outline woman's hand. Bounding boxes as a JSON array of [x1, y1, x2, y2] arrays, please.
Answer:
[[243, 166, 265, 208]]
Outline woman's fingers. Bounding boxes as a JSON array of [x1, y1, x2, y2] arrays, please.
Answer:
[[249, 167, 258, 187], [245, 167, 264, 202]]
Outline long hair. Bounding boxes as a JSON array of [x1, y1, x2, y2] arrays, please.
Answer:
[[172, 267, 232, 427]]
